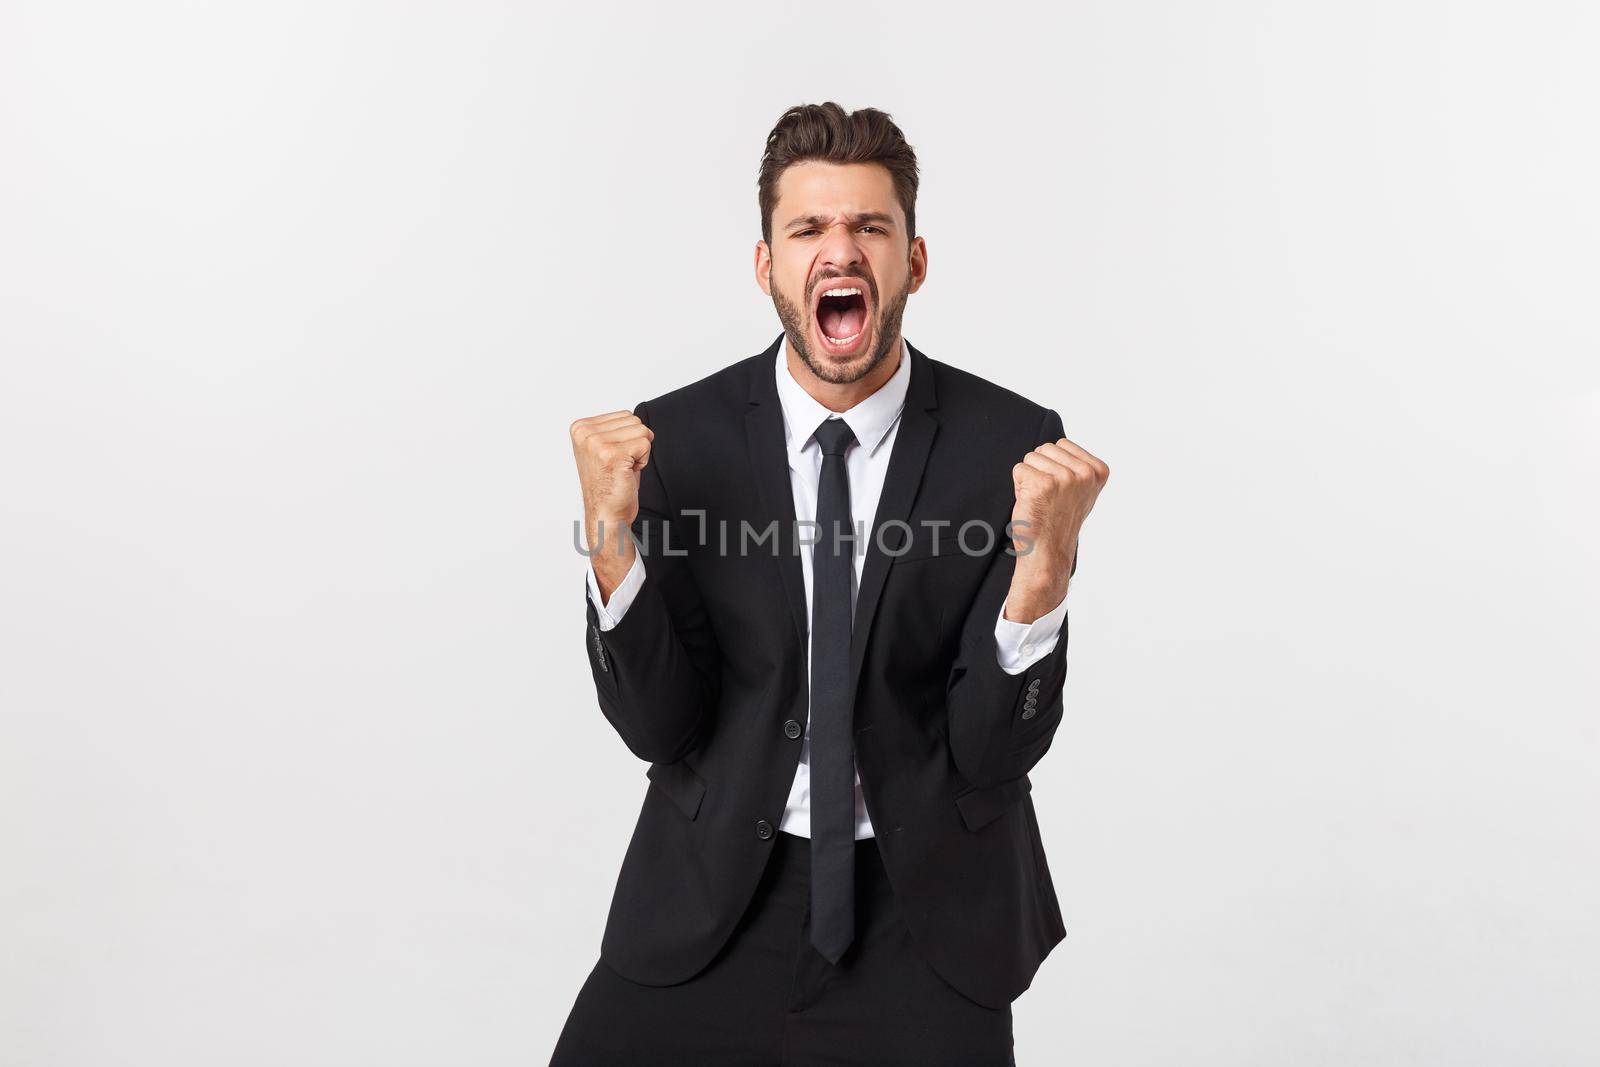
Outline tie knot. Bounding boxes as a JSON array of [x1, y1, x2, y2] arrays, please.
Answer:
[[813, 417, 857, 457]]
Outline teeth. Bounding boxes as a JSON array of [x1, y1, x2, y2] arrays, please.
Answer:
[[824, 330, 862, 345], [821, 287, 862, 298]]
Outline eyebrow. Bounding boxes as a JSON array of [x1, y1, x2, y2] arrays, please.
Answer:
[[783, 212, 898, 233]]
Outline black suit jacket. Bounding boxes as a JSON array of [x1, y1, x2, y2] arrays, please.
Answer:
[[581, 336, 1074, 1009]]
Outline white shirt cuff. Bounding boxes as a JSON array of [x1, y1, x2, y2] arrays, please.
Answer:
[[586, 552, 646, 631], [993, 589, 1069, 675]]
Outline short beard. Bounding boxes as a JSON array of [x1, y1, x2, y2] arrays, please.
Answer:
[[771, 275, 910, 386]]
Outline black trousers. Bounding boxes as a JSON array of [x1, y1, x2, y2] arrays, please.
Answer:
[[550, 831, 1015, 1066]]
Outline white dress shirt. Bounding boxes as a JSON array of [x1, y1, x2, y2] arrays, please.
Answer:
[[587, 337, 1070, 838]]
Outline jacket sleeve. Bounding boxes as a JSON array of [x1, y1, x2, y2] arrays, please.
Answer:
[[944, 407, 1073, 789], [581, 400, 721, 763]]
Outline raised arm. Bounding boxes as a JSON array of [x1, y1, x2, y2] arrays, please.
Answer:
[[572, 401, 720, 763], [946, 408, 1108, 788]]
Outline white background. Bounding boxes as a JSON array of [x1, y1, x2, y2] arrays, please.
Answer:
[[3, 2, 1597, 1064]]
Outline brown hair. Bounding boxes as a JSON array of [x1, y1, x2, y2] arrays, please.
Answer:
[[757, 102, 920, 249]]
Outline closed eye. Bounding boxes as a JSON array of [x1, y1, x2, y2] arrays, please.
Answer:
[[792, 226, 887, 238]]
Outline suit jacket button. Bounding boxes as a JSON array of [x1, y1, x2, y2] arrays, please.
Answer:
[[1021, 705, 1037, 720], [755, 819, 774, 840], [783, 718, 803, 739]]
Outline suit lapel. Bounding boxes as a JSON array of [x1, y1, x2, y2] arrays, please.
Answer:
[[850, 342, 939, 728], [743, 337, 811, 656]]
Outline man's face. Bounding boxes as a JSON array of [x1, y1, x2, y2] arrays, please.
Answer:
[[757, 161, 927, 385]]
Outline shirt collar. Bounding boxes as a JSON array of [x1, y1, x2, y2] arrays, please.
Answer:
[[774, 336, 911, 461]]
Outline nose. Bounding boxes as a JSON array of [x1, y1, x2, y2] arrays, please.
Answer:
[[816, 223, 866, 277]]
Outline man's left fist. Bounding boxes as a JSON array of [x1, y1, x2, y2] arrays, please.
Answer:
[[1005, 436, 1110, 622]]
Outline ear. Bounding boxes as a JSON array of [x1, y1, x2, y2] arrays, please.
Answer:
[[754, 240, 773, 296], [906, 235, 929, 296]]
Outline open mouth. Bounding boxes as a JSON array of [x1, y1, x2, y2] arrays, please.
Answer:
[[812, 281, 871, 355]]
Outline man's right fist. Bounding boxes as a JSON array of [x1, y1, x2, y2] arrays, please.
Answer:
[[570, 410, 654, 562]]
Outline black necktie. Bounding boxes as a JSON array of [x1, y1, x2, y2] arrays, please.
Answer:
[[809, 416, 858, 964]]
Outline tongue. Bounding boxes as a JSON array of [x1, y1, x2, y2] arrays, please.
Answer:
[[819, 303, 866, 340]]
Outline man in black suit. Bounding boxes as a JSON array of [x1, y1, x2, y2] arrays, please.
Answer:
[[553, 102, 1108, 1066]]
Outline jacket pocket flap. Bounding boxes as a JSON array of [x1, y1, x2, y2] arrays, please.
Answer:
[[646, 760, 708, 820], [954, 774, 1032, 831]]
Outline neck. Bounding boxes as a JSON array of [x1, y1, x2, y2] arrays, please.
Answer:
[[785, 334, 903, 413]]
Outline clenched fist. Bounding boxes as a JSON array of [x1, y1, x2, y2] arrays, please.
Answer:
[[571, 410, 654, 597], [1005, 436, 1109, 623]]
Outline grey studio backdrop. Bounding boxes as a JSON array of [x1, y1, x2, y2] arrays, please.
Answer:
[[2, 2, 1596, 1064]]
